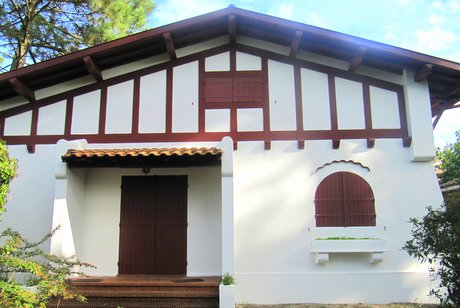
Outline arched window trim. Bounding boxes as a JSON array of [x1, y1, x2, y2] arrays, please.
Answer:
[[314, 171, 376, 227]]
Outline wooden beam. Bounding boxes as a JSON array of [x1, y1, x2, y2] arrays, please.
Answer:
[[163, 32, 177, 60], [298, 140, 305, 149], [332, 139, 340, 149], [448, 82, 460, 97], [367, 138, 375, 148], [82, 56, 103, 81], [9, 78, 35, 101], [264, 141, 271, 150], [228, 14, 236, 44], [348, 46, 367, 72], [27, 144, 35, 153], [403, 137, 412, 148], [414, 64, 432, 82], [289, 30, 303, 58], [432, 109, 444, 129]]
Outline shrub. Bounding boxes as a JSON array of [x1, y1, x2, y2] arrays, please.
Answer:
[[403, 192, 460, 305], [0, 228, 95, 307]]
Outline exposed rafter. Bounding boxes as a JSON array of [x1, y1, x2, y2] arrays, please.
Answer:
[[403, 137, 412, 148], [448, 82, 460, 97], [332, 139, 340, 149], [348, 46, 367, 72], [9, 78, 35, 101], [83, 56, 103, 81], [228, 14, 236, 44], [367, 138, 375, 148], [414, 64, 433, 82], [163, 32, 177, 60], [289, 31, 303, 58], [432, 108, 445, 129]]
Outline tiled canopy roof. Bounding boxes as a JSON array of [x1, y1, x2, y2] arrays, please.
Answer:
[[62, 147, 223, 168], [62, 147, 223, 160]]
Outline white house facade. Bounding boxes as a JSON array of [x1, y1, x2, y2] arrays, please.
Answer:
[[0, 6, 459, 305]]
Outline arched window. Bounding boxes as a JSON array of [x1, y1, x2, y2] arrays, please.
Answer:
[[315, 172, 376, 227]]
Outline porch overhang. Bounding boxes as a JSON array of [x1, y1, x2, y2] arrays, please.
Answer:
[[61, 147, 223, 168]]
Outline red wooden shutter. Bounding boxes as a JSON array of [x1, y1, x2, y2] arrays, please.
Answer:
[[233, 77, 263, 102], [315, 172, 375, 227], [204, 77, 232, 103]]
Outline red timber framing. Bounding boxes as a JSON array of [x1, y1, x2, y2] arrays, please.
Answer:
[[0, 43, 411, 150]]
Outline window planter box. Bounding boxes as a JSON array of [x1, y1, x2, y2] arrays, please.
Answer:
[[219, 284, 235, 308], [311, 238, 387, 264]]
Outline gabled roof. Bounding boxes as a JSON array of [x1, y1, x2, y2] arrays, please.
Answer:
[[0, 6, 459, 116]]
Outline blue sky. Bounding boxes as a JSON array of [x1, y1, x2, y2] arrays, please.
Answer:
[[150, 0, 460, 148]]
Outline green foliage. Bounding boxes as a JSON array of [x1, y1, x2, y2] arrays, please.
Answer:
[[222, 272, 236, 286], [436, 131, 460, 184], [403, 192, 460, 305], [0, 0, 155, 71], [0, 140, 16, 217], [0, 228, 95, 307]]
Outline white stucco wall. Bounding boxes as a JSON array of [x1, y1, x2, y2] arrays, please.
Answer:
[[71, 90, 101, 135], [4, 111, 32, 136], [105, 80, 134, 134], [37, 100, 67, 135], [268, 60, 297, 131], [172, 61, 199, 132], [0, 145, 57, 250], [139, 71, 167, 133], [232, 139, 442, 304], [301, 68, 331, 130]]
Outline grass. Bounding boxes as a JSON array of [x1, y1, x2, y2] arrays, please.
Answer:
[[237, 304, 439, 308], [314, 237, 380, 240]]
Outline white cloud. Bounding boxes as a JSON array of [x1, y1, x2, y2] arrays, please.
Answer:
[[428, 14, 445, 25], [304, 12, 330, 29], [432, 0, 460, 11], [384, 24, 400, 41], [415, 26, 458, 52], [446, 50, 460, 62], [152, 0, 227, 27], [406, 12, 459, 53], [397, 0, 416, 10], [276, 3, 294, 19]]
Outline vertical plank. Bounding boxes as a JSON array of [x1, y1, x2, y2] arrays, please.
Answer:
[[132, 77, 140, 134], [64, 97, 74, 138], [98, 87, 107, 135], [165, 67, 173, 134]]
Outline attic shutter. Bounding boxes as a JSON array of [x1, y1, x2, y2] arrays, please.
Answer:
[[314, 172, 376, 227], [233, 77, 263, 102], [204, 76, 263, 103], [204, 77, 232, 103]]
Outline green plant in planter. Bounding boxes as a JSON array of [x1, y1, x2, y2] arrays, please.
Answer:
[[222, 272, 236, 285]]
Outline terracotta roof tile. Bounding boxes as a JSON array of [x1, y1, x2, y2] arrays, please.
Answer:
[[62, 147, 223, 161]]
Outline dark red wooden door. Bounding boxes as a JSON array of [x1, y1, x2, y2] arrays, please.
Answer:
[[118, 175, 187, 275]]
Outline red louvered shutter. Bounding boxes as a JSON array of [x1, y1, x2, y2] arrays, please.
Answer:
[[315, 172, 375, 227], [204, 77, 232, 103], [233, 77, 263, 102]]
